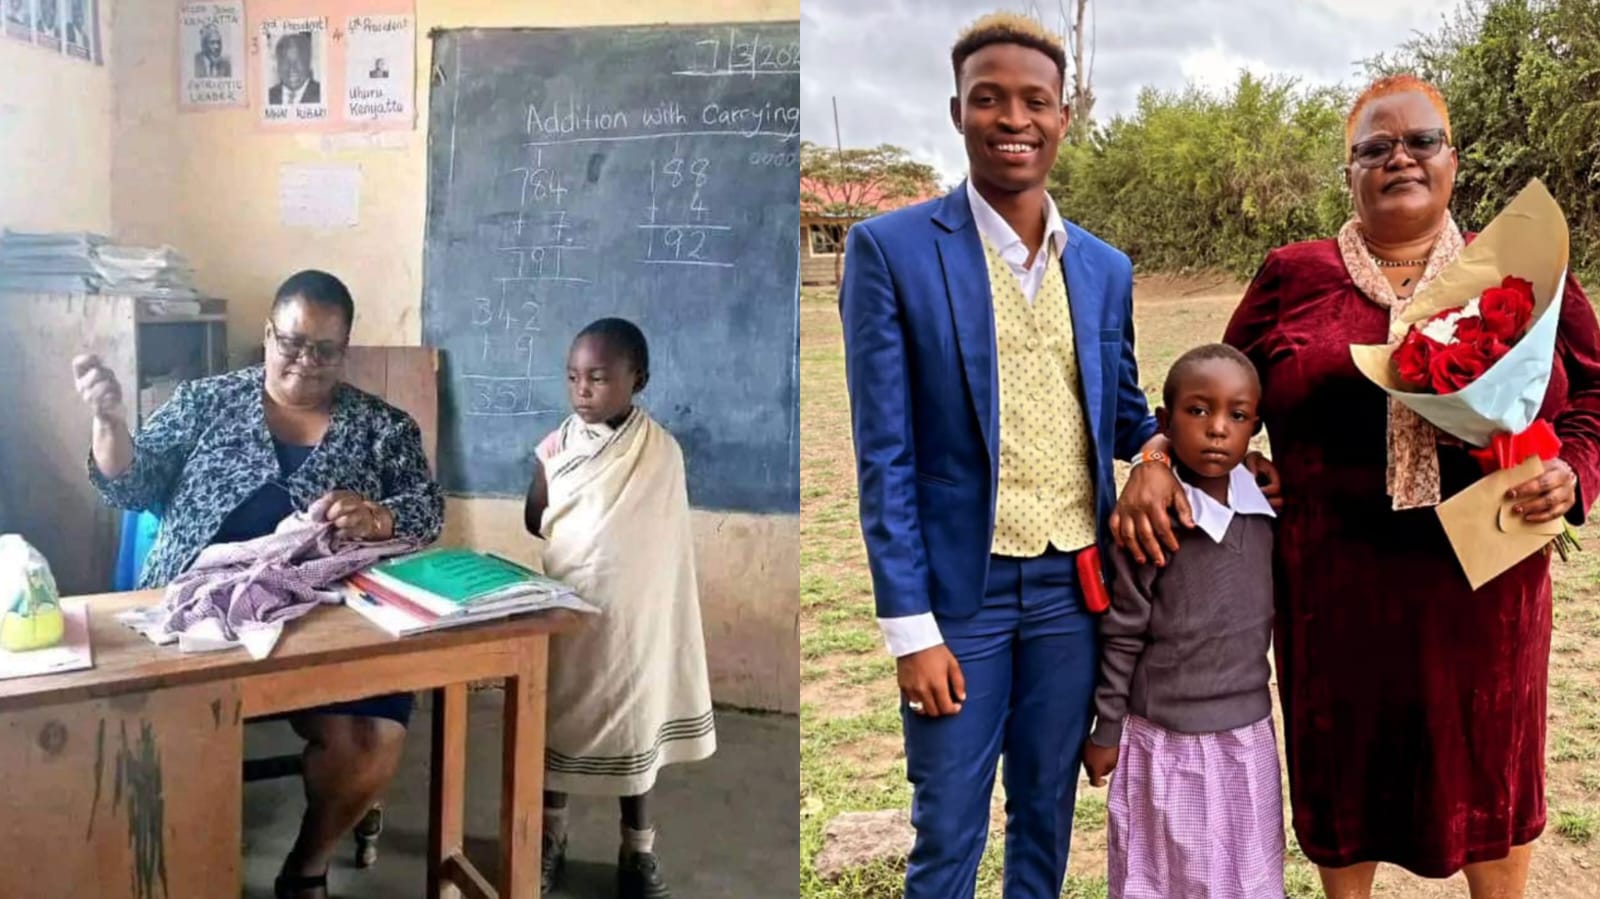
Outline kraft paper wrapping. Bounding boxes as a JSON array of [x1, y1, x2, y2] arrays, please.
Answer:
[[1435, 456, 1566, 590]]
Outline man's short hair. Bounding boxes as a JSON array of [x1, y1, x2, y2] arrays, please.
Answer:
[[951, 12, 1067, 91]]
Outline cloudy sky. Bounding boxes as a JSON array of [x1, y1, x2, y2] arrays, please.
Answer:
[[801, 0, 1461, 183]]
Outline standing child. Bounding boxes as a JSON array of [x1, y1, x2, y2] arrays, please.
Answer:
[[523, 318, 716, 899], [1084, 344, 1283, 899]]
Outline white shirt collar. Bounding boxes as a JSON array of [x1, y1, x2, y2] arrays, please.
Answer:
[[965, 177, 1066, 272], [1178, 464, 1276, 544], [287, 81, 307, 104]]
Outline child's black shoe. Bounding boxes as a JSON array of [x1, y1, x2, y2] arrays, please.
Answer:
[[616, 849, 671, 899], [542, 832, 567, 894]]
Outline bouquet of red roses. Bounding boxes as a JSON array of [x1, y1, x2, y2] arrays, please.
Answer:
[[1390, 276, 1536, 395], [1351, 179, 1577, 588]]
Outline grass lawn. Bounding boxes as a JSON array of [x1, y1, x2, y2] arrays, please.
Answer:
[[798, 277, 1600, 898]]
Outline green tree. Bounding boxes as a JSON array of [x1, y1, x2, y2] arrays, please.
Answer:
[[1042, 0, 1600, 281], [1373, 0, 1600, 279], [799, 141, 941, 217], [800, 141, 941, 279]]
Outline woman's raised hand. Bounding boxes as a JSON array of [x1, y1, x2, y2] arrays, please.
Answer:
[[72, 354, 126, 424]]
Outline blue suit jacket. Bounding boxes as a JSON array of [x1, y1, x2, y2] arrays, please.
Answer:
[[840, 185, 1158, 621]]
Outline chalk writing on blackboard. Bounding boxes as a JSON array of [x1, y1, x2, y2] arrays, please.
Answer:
[[453, 69, 798, 417], [455, 136, 586, 418], [673, 26, 800, 78], [638, 157, 736, 269], [521, 100, 800, 147], [461, 375, 561, 417], [423, 23, 800, 510]]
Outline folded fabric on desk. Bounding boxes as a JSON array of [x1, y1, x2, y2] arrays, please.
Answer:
[[115, 607, 288, 660], [151, 514, 421, 655]]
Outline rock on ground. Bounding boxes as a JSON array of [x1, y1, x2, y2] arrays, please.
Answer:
[[814, 809, 915, 880]]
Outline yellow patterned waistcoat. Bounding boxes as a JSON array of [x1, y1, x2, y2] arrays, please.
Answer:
[[984, 237, 1098, 557]]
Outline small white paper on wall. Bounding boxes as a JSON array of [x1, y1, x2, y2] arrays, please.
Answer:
[[278, 163, 361, 229]]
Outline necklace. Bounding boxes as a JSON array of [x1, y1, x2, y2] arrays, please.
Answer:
[[1360, 231, 1430, 268], [1368, 252, 1428, 268], [1363, 222, 1440, 265]]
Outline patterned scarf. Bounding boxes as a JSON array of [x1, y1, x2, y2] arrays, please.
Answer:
[[1336, 215, 1465, 510], [541, 407, 641, 485]]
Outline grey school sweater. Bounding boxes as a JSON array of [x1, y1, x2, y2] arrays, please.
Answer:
[[1089, 497, 1275, 748]]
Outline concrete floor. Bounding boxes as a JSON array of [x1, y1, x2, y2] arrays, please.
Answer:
[[241, 692, 799, 898]]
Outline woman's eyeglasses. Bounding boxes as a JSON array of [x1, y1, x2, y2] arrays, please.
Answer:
[[1349, 128, 1449, 169], [267, 323, 347, 365]]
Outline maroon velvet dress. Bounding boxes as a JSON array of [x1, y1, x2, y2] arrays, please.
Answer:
[[1223, 238, 1600, 876]]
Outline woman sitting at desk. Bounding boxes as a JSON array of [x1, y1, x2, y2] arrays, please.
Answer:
[[75, 269, 445, 899]]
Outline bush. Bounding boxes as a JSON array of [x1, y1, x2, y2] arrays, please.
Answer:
[[1375, 0, 1600, 282], [1050, 73, 1349, 277]]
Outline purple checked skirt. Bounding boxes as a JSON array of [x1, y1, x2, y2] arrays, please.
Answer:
[[1107, 713, 1285, 899]]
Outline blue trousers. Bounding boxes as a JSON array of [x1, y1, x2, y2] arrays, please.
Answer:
[[902, 550, 1100, 899]]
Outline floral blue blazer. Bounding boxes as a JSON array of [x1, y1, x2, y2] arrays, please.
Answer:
[[90, 366, 445, 588]]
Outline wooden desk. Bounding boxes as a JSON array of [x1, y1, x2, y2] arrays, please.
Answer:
[[0, 590, 582, 899]]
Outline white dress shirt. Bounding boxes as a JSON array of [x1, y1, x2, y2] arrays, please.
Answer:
[[965, 177, 1068, 303], [876, 180, 1071, 658]]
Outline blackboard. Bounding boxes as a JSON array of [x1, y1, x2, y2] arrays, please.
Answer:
[[422, 23, 800, 514]]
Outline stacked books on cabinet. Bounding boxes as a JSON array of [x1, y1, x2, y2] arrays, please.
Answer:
[[0, 230, 201, 301]]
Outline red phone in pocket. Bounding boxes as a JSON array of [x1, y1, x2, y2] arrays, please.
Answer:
[[1077, 545, 1111, 614]]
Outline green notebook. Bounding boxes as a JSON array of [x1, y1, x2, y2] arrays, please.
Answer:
[[369, 548, 542, 605]]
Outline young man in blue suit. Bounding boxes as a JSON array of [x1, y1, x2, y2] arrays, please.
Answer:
[[839, 13, 1278, 898]]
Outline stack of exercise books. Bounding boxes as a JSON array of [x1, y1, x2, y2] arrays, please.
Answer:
[[343, 548, 597, 637], [0, 230, 200, 299]]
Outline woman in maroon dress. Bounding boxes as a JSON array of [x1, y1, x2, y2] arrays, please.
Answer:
[[1223, 76, 1600, 897]]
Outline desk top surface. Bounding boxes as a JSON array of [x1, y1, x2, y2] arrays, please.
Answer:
[[0, 590, 582, 710]]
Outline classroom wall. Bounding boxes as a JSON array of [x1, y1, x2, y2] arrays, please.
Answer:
[[0, 4, 115, 234], [111, 0, 800, 712]]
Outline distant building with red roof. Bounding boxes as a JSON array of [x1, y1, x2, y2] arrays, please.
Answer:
[[800, 176, 942, 285]]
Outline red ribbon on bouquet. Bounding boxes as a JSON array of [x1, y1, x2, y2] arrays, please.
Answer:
[[1465, 418, 1581, 562], [1468, 419, 1562, 474]]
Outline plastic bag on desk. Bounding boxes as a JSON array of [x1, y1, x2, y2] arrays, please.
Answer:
[[0, 535, 64, 651]]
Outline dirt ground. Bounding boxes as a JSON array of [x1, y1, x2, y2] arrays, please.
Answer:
[[799, 276, 1600, 898]]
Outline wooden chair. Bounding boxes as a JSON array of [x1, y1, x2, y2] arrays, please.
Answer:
[[241, 346, 441, 868]]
